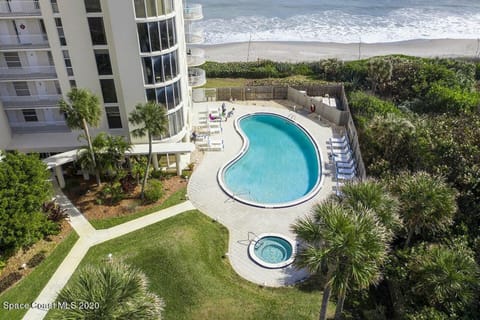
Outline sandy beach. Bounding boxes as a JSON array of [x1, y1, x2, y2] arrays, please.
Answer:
[[199, 39, 480, 62]]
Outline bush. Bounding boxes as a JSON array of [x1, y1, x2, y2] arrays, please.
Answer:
[[100, 183, 124, 205], [0, 272, 22, 293], [27, 251, 46, 268], [42, 200, 68, 222], [144, 180, 164, 204]]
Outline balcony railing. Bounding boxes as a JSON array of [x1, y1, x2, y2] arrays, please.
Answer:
[[0, 1, 41, 15], [1, 94, 62, 107], [10, 121, 70, 134], [185, 30, 204, 45], [186, 47, 205, 67], [0, 33, 49, 49], [188, 67, 206, 87], [0, 66, 57, 80], [183, 4, 203, 20]]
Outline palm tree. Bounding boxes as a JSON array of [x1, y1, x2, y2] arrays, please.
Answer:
[[54, 262, 164, 319], [389, 171, 457, 247], [97, 133, 132, 179], [292, 201, 389, 320], [335, 180, 402, 236], [59, 88, 101, 184], [407, 243, 479, 314], [129, 102, 168, 199]]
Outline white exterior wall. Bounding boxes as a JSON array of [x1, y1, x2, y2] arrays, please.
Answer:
[[0, 101, 11, 149]]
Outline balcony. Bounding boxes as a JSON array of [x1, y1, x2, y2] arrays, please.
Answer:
[[1, 94, 62, 108], [0, 1, 41, 17], [188, 67, 206, 87], [185, 30, 204, 45], [0, 65, 57, 81], [0, 33, 49, 50], [10, 121, 70, 134], [183, 4, 203, 21], [186, 47, 205, 67]]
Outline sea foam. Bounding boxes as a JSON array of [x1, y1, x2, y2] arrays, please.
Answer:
[[197, 8, 480, 44]]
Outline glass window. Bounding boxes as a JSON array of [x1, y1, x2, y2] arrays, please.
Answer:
[[159, 20, 168, 50], [55, 18, 66, 46], [162, 53, 172, 81], [167, 18, 175, 47], [146, 88, 155, 102], [164, 0, 173, 14], [145, 0, 155, 17], [149, 22, 160, 52], [84, 0, 101, 12], [14, 82, 30, 96], [165, 84, 174, 109], [22, 109, 38, 122], [69, 80, 77, 88], [100, 79, 117, 103], [105, 106, 122, 128], [50, 0, 58, 13], [134, 0, 146, 18], [153, 56, 163, 83], [156, 0, 164, 15], [63, 50, 74, 76], [137, 23, 150, 52], [88, 17, 107, 45], [174, 80, 181, 105], [94, 49, 113, 75], [142, 57, 153, 84], [156, 86, 166, 105]]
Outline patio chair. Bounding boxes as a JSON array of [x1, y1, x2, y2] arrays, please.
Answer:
[[335, 158, 356, 169], [336, 171, 356, 181], [337, 166, 356, 175]]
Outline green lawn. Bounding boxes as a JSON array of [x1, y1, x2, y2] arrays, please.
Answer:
[[48, 210, 331, 320], [202, 78, 248, 88], [0, 231, 79, 320], [90, 187, 187, 230]]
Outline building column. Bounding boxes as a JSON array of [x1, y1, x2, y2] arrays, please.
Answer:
[[55, 165, 65, 189], [175, 153, 182, 176], [152, 153, 159, 170]]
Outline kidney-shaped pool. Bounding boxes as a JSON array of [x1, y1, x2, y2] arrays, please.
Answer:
[[218, 112, 323, 208]]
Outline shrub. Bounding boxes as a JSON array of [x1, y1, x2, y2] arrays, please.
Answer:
[[42, 200, 68, 222], [0, 272, 22, 293], [27, 251, 46, 268], [144, 180, 164, 204]]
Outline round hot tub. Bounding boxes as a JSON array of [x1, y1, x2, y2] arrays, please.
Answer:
[[248, 233, 296, 269]]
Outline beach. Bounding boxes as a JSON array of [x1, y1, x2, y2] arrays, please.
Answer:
[[199, 39, 480, 62]]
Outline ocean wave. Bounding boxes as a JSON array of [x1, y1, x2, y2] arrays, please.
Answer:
[[197, 8, 480, 44]]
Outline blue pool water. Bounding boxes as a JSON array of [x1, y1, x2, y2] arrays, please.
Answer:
[[254, 236, 293, 265], [223, 113, 321, 206]]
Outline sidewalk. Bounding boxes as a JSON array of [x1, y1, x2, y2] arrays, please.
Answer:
[[23, 183, 194, 320]]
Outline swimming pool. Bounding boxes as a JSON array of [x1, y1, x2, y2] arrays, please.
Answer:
[[218, 112, 322, 208], [248, 233, 296, 269]]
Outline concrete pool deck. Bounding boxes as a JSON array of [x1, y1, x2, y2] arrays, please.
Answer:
[[187, 100, 337, 287]]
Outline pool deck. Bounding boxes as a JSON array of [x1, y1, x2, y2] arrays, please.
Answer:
[[187, 100, 337, 287]]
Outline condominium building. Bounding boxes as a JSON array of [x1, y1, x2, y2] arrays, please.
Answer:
[[0, 0, 206, 154]]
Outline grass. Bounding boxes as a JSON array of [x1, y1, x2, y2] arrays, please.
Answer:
[[47, 210, 332, 320], [202, 78, 248, 88], [90, 187, 187, 230], [0, 231, 79, 320]]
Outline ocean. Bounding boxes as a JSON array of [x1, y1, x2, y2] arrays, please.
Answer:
[[195, 0, 480, 44]]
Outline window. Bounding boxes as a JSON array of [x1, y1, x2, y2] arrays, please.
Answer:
[[4, 52, 21, 68], [63, 50, 73, 76], [94, 50, 112, 75], [105, 106, 122, 128], [137, 23, 150, 52], [88, 17, 107, 45], [34, 0, 40, 10], [54, 81, 62, 94], [134, 0, 146, 18], [55, 18, 66, 46], [14, 82, 30, 96], [22, 109, 38, 122], [69, 80, 77, 88], [137, 17, 177, 53], [84, 0, 101, 12], [149, 22, 160, 51], [142, 50, 178, 84], [100, 79, 117, 103], [50, 0, 58, 13], [146, 79, 182, 109]]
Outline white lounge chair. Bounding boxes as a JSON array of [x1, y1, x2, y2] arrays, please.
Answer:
[[333, 152, 353, 163], [331, 145, 351, 155], [336, 171, 356, 181], [335, 158, 356, 169], [337, 167, 356, 175], [331, 135, 348, 144], [198, 138, 224, 151]]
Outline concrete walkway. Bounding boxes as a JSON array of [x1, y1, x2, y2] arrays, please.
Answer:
[[188, 101, 337, 287], [23, 183, 194, 320]]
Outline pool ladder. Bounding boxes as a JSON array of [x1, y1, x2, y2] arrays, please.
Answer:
[[287, 113, 296, 120]]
